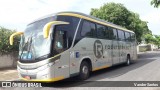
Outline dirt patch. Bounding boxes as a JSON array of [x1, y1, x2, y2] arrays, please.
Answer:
[[0, 69, 18, 81]]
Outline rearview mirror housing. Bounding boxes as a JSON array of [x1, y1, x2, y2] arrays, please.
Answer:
[[9, 32, 24, 45]]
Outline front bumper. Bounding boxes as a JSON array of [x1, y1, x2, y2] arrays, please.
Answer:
[[17, 61, 63, 82], [20, 76, 64, 82]]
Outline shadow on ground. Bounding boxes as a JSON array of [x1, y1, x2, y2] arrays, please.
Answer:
[[42, 52, 158, 87]]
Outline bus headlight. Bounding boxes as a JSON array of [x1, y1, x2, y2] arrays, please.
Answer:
[[48, 62, 54, 67], [37, 62, 54, 71]]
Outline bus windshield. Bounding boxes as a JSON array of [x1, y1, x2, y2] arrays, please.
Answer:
[[19, 16, 80, 62], [19, 17, 54, 61]]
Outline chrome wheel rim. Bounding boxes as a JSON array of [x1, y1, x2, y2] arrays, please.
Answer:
[[127, 58, 130, 65], [82, 66, 88, 75]]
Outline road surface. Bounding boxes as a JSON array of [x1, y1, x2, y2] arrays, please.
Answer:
[[49, 51, 160, 90], [2, 51, 160, 90]]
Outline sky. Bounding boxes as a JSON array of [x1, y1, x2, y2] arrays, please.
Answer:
[[0, 0, 160, 35]]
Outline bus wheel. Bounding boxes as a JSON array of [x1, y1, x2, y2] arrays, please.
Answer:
[[79, 61, 90, 80], [126, 55, 131, 66]]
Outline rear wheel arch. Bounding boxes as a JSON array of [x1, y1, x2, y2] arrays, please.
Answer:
[[78, 58, 92, 80], [127, 54, 130, 59], [126, 54, 131, 65], [80, 58, 92, 72]]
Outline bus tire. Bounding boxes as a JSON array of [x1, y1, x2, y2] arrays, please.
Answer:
[[126, 55, 131, 66], [79, 61, 90, 80]]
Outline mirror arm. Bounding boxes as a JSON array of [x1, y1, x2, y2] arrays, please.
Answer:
[[9, 32, 24, 45]]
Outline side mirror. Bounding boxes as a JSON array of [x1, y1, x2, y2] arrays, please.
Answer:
[[43, 21, 69, 39], [9, 32, 24, 45]]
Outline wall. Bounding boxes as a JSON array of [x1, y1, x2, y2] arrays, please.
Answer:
[[137, 44, 158, 52], [0, 52, 18, 69]]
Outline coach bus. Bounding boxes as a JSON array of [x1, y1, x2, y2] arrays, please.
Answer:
[[9, 12, 137, 82]]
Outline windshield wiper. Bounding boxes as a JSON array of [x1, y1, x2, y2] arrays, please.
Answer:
[[35, 54, 49, 60], [27, 36, 34, 59], [20, 37, 33, 60]]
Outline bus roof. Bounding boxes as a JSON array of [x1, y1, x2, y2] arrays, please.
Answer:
[[29, 11, 134, 33]]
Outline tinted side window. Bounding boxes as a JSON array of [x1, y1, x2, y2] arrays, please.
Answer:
[[54, 31, 66, 49], [105, 26, 112, 39], [90, 22, 96, 37], [118, 30, 125, 41], [56, 16, 80, 48], [125, 32, 131, 41], [97, 24, 106, 39], [109, 28, 114, 39], [81, 20, 96, 37], [81, 20, 91, 37], [104, 27, 109, 39], [131, 33, 136, 42], [53, 30, 67, 55], [121, 31, 125, 41], [113, 28, 118, 40]]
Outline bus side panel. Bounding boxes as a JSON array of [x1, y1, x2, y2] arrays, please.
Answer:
[[70, 38, 95, 75], [130, 33, 138, 61], [54, 50, 70, 79], [72, 38, 112, 73], [103, 39, 112, 66], [132, 42, 138, 60], [93, 39, 112, 70], [112, 40, 120, 64]]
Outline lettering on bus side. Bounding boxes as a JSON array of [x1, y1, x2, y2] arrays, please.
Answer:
[[94, 40, 103, 58]]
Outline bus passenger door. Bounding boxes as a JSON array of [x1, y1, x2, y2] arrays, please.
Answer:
[[52, 30, 70, 79], [112, 40, 119, 65], [104, 40, 112, 66], [119, 41, 126, 63], [131, 33, 137, 60], [117, 30, 126, 63], [112, 29, 120, 65]]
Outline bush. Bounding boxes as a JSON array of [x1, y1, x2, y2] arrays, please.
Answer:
[[0, 27, 20, 54], [139, 46, 147, 52]]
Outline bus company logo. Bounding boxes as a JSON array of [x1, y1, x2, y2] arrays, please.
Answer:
[[94, 40, 103, 58]]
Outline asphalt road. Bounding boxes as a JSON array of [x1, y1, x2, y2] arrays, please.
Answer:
[[48, 51, 160, 90], [2, 51, 160, 90]]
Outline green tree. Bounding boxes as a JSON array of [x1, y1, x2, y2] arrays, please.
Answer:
[[151, 0, 160, 8], [90, 2, 150, 43], [154, 35, 160, 48], [144, 34, 155, 44], [0, 27, 20, 54], [127, 12, 150, 42], [90, 3, 131, 28]]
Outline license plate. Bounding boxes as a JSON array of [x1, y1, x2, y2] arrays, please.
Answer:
[[24, 76, 31, 80]]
